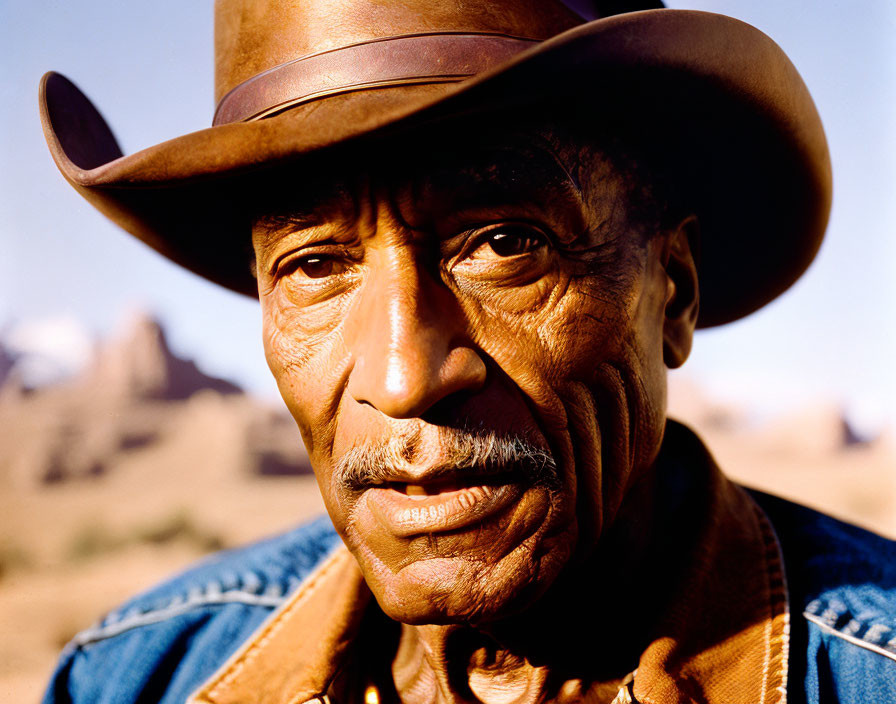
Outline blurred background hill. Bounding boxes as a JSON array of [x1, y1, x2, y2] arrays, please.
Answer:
[[0, 312, 893, 701]]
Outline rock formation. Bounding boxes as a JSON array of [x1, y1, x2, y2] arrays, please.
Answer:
[[0, 313, 310, 487], [81, 313, 241, 401]]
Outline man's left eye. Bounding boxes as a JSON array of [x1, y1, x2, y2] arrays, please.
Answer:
[[476, 226, 548, 258]]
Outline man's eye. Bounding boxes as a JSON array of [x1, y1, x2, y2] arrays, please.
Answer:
[[286, 254, 345, 279], [480, 227, 547, 257]]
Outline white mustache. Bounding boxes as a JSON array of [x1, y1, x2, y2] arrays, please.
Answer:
[[335, 428, 557, 491]]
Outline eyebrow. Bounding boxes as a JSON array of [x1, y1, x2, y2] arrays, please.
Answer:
[[255, 210, 322, 235], [392, 139, 589, 238], [251, 181, 356, 252], [251, 214, 315, 269]]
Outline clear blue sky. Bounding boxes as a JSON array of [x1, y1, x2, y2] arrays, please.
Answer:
[[1, 1, 894, 426]]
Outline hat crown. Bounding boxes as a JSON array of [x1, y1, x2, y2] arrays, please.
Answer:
[[213, 0, 589, 103], [41, 4, 829, 326]]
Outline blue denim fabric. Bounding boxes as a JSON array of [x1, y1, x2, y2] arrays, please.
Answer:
[[751, 491, 896, 704], [43, 499, 896, 703], [41, 516, 341, 704]]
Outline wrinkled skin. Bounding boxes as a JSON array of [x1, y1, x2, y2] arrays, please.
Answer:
[[254, 126, 699, 702]]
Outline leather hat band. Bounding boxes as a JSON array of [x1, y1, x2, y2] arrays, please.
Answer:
[[213, 32, 539, 125]]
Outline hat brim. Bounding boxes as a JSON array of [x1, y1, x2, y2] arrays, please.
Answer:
[[40, 9, 831, 328]]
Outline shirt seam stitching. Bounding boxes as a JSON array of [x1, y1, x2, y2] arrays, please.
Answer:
[[746, 489, 791, 704], [804, 612, 896, 664], [194, 544, 348, 703], [72, 591, 286, 646]]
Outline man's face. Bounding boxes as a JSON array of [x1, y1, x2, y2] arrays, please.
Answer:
[[253, 127, 689, 625]]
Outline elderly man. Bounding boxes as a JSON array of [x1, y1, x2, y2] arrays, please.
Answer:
[[39, 1, 896, 702]]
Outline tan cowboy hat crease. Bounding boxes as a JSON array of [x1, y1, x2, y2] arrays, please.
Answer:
[[39, 0, 832, 327]]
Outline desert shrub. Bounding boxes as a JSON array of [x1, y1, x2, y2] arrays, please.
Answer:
[[0, 540, 32, 579], [66, 511, 225, 562]]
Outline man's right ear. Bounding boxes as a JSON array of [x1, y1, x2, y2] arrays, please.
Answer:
[[662, 215, 700, 369]]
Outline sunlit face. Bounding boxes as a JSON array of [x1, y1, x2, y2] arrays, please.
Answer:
[[253, 127, 687, 625]]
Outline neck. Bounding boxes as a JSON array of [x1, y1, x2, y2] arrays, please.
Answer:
[[393, 624, 551, 704], [390, 467, 671, 704]]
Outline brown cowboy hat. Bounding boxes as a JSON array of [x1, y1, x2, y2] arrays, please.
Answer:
[[39, 0, 831, 328]]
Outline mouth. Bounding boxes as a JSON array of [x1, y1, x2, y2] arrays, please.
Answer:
[[363, 471, 526, 537]]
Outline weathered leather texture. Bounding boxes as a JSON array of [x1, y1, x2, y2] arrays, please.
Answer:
[[214, 33, 538, 125], [39, 1, 831, 327]]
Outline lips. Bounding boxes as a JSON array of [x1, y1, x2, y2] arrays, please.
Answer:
[[364, 473, 525, 537]]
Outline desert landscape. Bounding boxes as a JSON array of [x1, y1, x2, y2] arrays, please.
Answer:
[[1, 313, 893, 701]]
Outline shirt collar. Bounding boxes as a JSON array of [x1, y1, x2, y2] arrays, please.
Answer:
[[629, 422, 790, 703], [189, 422, 789, 704]]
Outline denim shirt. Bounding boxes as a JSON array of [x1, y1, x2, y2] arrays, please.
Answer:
[[42, 471, 896, 702], [754, 490, 896, 703], [42, 516, 343, 704]]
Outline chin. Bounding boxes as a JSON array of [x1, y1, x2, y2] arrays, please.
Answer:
[[332, 458, 582, 625], [356, 525, 577, 626]]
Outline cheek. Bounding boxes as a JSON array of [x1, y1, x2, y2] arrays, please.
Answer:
[[556, 279, 667, 489], [460, 273, 665, 542], [450, 263, 559, 317], [453, 274, 573, 420], [261, 284, 347, 367], [260, 287, 352, 460], [458, 274, 629, 415]]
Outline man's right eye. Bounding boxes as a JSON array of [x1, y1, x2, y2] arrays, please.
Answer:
[[282, 254, 347, 279]]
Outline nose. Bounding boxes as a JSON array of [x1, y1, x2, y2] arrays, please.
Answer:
[[345, 251, 487, 419]]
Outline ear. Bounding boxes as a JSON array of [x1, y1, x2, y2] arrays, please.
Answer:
[[661, 216, 700, 369]]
